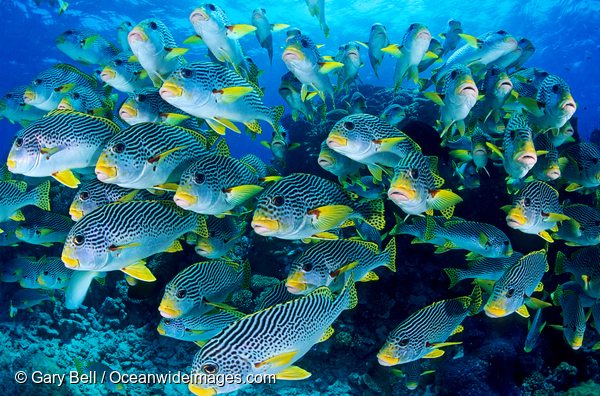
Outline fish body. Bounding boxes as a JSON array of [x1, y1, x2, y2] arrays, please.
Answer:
[[251, 173, 384, 242], [531, 133, 561, 181], [279, 72, 316, 122], [255, 280, 298, 310], [69, 179, 141, 221], [57, 85, 112, 117], [119, 88, 188, 125], [188, 278, 357, 395], [554, 204, 600, 246], [10, 289, 52, 313], [251, 8, 287, 64], [56, 29, 120, 65], [441, 20, 463, 54], [477, 65, 513, 122], [37, 257, 74, 289], [419, 38, 443, 72], [380, 104, 406, 127], [444, 30, 518, 70], [550, 121, 574, 147], [505, 181, 568, 242], [385, 24, 432, 91], [529, 74, 576, 130], [61, 200, 208, 282], [523, 307, 545, 353], [1, 256, 38, 282], [509, 38, 535, 70], [559, 143, 600, 191], [551, 282, 586, 350], [454, 160, 480, 190], [305, 0, 329, 37], [498, 113, 537, 180], [0, 180, 51, 222], [0, 221, 21, 247], [286, 238, 396, 294], [157, 308, 244, 342], [116, 21, 134, 51], [484, 250, 548, 318], [7, 110, 120, 187], [555, 247, 600, 298], [443, 253, 523, 288], [100, 52, 154, 93], [433, 219, 513, 258], [16, 210, 73, 246], [160, 62, 283, 136], [336, 42, 363, 92], [159, 259, 250, 318], [378, 285, 481, 366], [0, 86, 46, 127], [317, 141, 363, 185], [366, 23, 389, 78], [95, 122, 209, 189], [174, 153, 263, 215], [194, 216, 246, 259]]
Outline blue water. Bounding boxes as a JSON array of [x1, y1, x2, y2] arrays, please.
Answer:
[[1, 0, 599, 160]]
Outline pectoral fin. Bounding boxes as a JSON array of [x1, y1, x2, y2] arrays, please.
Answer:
[[255, 350, 297, 369], [330, 261, 358, 278], [224, 184, 264, 207], [276, 366, 311, 380], [307, 204, 354, 231], [225, 24, 257, 39], [52, 169, 80, 188], [120, 260, 156, 282]]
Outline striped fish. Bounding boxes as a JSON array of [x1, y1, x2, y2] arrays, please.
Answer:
[[531, 133, 561, 181], [0, 221, 21, 247], [529, 74, 576, 130], [279, 72, 316, 122], [503, 180, 569, 242], [6, 110, 120, 188], [443, 253, 523, 288], [550, 121, 574, 147], [551, 282, 586, 350], [160, 62, 284, 136], [286, 238, 396, 295], [476, 66, 513, 124], [15, 210, 73, 246], [326, 113, 420, 180], [100, 51, 154, 93], [318, 138, 363, 186], [23, 64, 99, 111], [560, 142, 600, 192], [57, 85, 112, 118], [0, 85, 46, 127], [0, 180, 51, 222], [388, 151, 462, 218], [554, 204, 600, 246], [69, 179, 143, 221], [194, 216, 246, 259], [378, 285, 481, 366], [18, 256, 47, 289], [443, 30, 518, 71], [484, 249, 548, 318], [251, 173, 385, 243], [1, 256, 37, 282], [37, 257, 74, 289], [188, 277, 357, 395], [118, 88, 191, 126], [159, 259, 250, 318], [61, 200, 208, 282], [523, 307, 546, 353], [127, 18, 187, 87], [255, 280, 298, 311], [56, 28, 120, 65], [432, 219, 514, 258], [157, 308, 245, 344], [95, 122, 209, 189], [391, 215, 456, 246], [174, 153, 264, 215], [390, 360, 435, 390], [555, 247, 600, 299]]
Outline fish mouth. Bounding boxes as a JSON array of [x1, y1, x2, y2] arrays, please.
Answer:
[[317, 155, 334, 167], [376, 346, 400, 366], [61, 252, 80, 269], [472, 147, 487, 157], [57, 99, 73, 110], [195, 241, 213, 255], [458, 82, 478, 97], [100, 67, 116, 82], [560, 97, 576, 113], [158, 303, 182, 319], [37, 274, 48, 287], [251, 217, 280, 235], [570, 338, 583, 350], [326, 135, 348, 148], [127, 28, 148, 44], [286, 272, 307, 294], [417, 29, 431, 41], [69, 206, 84, 221], [6, 157, 17, 171], [190, 9, 209, 24], [23, 89, 35, 103], [173, 190, 198, 208], [159, 82, 183, 98], [388, 185, 415, 202], [188, 384, 217, 396], [506, 208, 527, 228], [119, 104, 137, 119], [545, 166, 561, 180], [483, 303, 508, 318], [282, 46, 305, 62], [14, 228, 25, 239], [95, 162, 118, 181], [516, 152, 537, 167], [156, 324, 166, 335], [347, 50, 360, 59]]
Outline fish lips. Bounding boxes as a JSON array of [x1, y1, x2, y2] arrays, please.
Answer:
[[127, 29, 148, 44], [158, 302, 182, 319], [282, 46, 304, 63], [251, 217, 280, 235], [100, 67, 116, 82], [69, 206, 85, 221], [61, 252, 80, 269], [388, 185, 415, 202], [483, 303, 510, 318], [458, 81, 478, 97], [190, 8, 210, 24], [23, 89, 36, 104], [159, 82, 183, 99], [506, 208, 527, 228], [173, 190, 198, 209], [326, 135, 348, 148]]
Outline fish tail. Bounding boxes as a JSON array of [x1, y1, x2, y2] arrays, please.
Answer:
[[554, 251, 568, 275], [467, 284, 482, 316], [382, 237, 397, 272], [193, 214, 209, 238], [356, 199, 386, 231], [335, 274, 358, 311], [442, 268, 461, 289], [30, 180, 51, 211], [268, 105, 285, 133], [240, 259, 252, 289]]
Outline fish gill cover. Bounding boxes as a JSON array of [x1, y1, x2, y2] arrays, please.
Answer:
[[0, 0, 599, 395]]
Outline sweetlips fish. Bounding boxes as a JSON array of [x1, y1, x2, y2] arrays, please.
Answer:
[[160, 62, 284, 136], [550, 121, 575, 147], [0, 221, 21, 247], [69, 178, 141, 221], [10, 289, 53, 316], [440, 20, 463, 54], [553, 204, 600, 246], [0, 86, 46, 127], [286, 238, 396, 294], [503, 180, 570, 242], [37, 257, 74, 289], [118, 88, 192, 126], [476, 65, 514, 123], [116, 21, 134, 51], [523, 306, 546, 353], [0, 180, 50, 222], [453, 160, 480, 190], [484, 250, 549, 318], [56, 85, 114, 118], [99, 52, 153, 93], [531, 133, 561, 181], [7, 110, 120, 188], [61, 200, 208, 282], [1, 256, 39, 282], [555, 247, 600, 298], [278, 71, 316, 122], [380, 104, 406, 127], [449, 128, 491, 175], [363, 23, 389, 78], [443, 253, 523, 288], [551, 282, 586, 350], [443, 30, 518, 70], [250, 8, 289, 64], [261, 128, 301, 168], [159, 259, 250, 318], [559, 143, 600, 192], [390, 360, 435, 391], [522, 74, 576, 131], [56, 28, 120, 65], [157, 308, 245, 345], [188, 277, 357, 395], [17, 256, 47, 289], [377, 285, 481, 366], [127, 18, 188, 87], [317, 141, 364, 186], [15, 210, 73, 246], [193, 216, 246, 259], [304, 0, 329, 37], [251, 173, 385, 244], [335, 42, 364, 92], [95, 122, 212, 190], [509, 38, 535, 70]]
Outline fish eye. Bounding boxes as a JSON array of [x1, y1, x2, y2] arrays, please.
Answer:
[[343, 121, 355, 130], [552, 84, 559, 94], [410, 169, 419, 179], [497, 30, 508, 35], [193, 173, 205, 184], [506, 288, 515, 298], [164, 319, 171, 325], [5, 93, 12, 98], [450, 70, 458, 79], [115, 59, 123, 66], [176, 289, 187, 299], [15, 137, 24, 147], [181, 68, 193, 78], [399, 338, 409, 347], [43, 271, 49, 276], [202, 363, 218, 374], [503, 240, 510, 246], [112, 142, 126, 154], [79, 191, 90, 200], [73, 92, 80, 99], [79, 39, 86, 46], [149, 21, 158, 30], [281, 132, 287, 138], [35, 229, 41, 235], [261, 8, 266, 13], [207, 3, 216, 11], [65, 30, 73, 35], [73, 235, 85, 246], [300, 39, 309, 48], [137, 94, 146, 102], [409, 23, 417, 29], [302, 263, 313, 272], [33, 78, 42, 86], [523, 198, 531, 207], [272, 195, 285, 207]]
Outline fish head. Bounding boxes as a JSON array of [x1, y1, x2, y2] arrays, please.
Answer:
[[508, 121, 537, 170], [7, 129, 39, 174], [388, 154, 427, 206], [493, 70, 513, 97], [408, 23, 432, 45], [0, 259, 24, 282], [505, 202, 531, 230], [157, 317, 186, 338], [57, 90, 85, 112], [286, 257, 328, 295], [327, 115, 375, 159], [377, 334, 419, 366], [543, 161, 561, 180], [62, 225, 109, 271], [69, 186, 99, 221], [452, 71, 478, 102], [128, 19, 167, 54], [195, 237, 223, 259], [15, 224, 48, 244], [252, 180, 301, 237], [174, 163, 218, 213], [317, 145, 340, 172], [55, 29, 89, 62], [100, 64, 117, 83], [539, 76, 576, 119], [282, 34, 318, 68], [159, 65, 212, 109], [159, 275, 203, 318], [484, 281, 524, 318], [118, 96, 147, 125], [251, 8, 267, 21], [95, 138, 139, 185], [190, 348, 251, 395], [190, 4, 227, 31], [486, 30, 518, 54]]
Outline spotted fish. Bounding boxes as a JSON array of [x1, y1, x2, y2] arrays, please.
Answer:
[[443, 253, 523, 288], [0, 180, 50, 222]]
